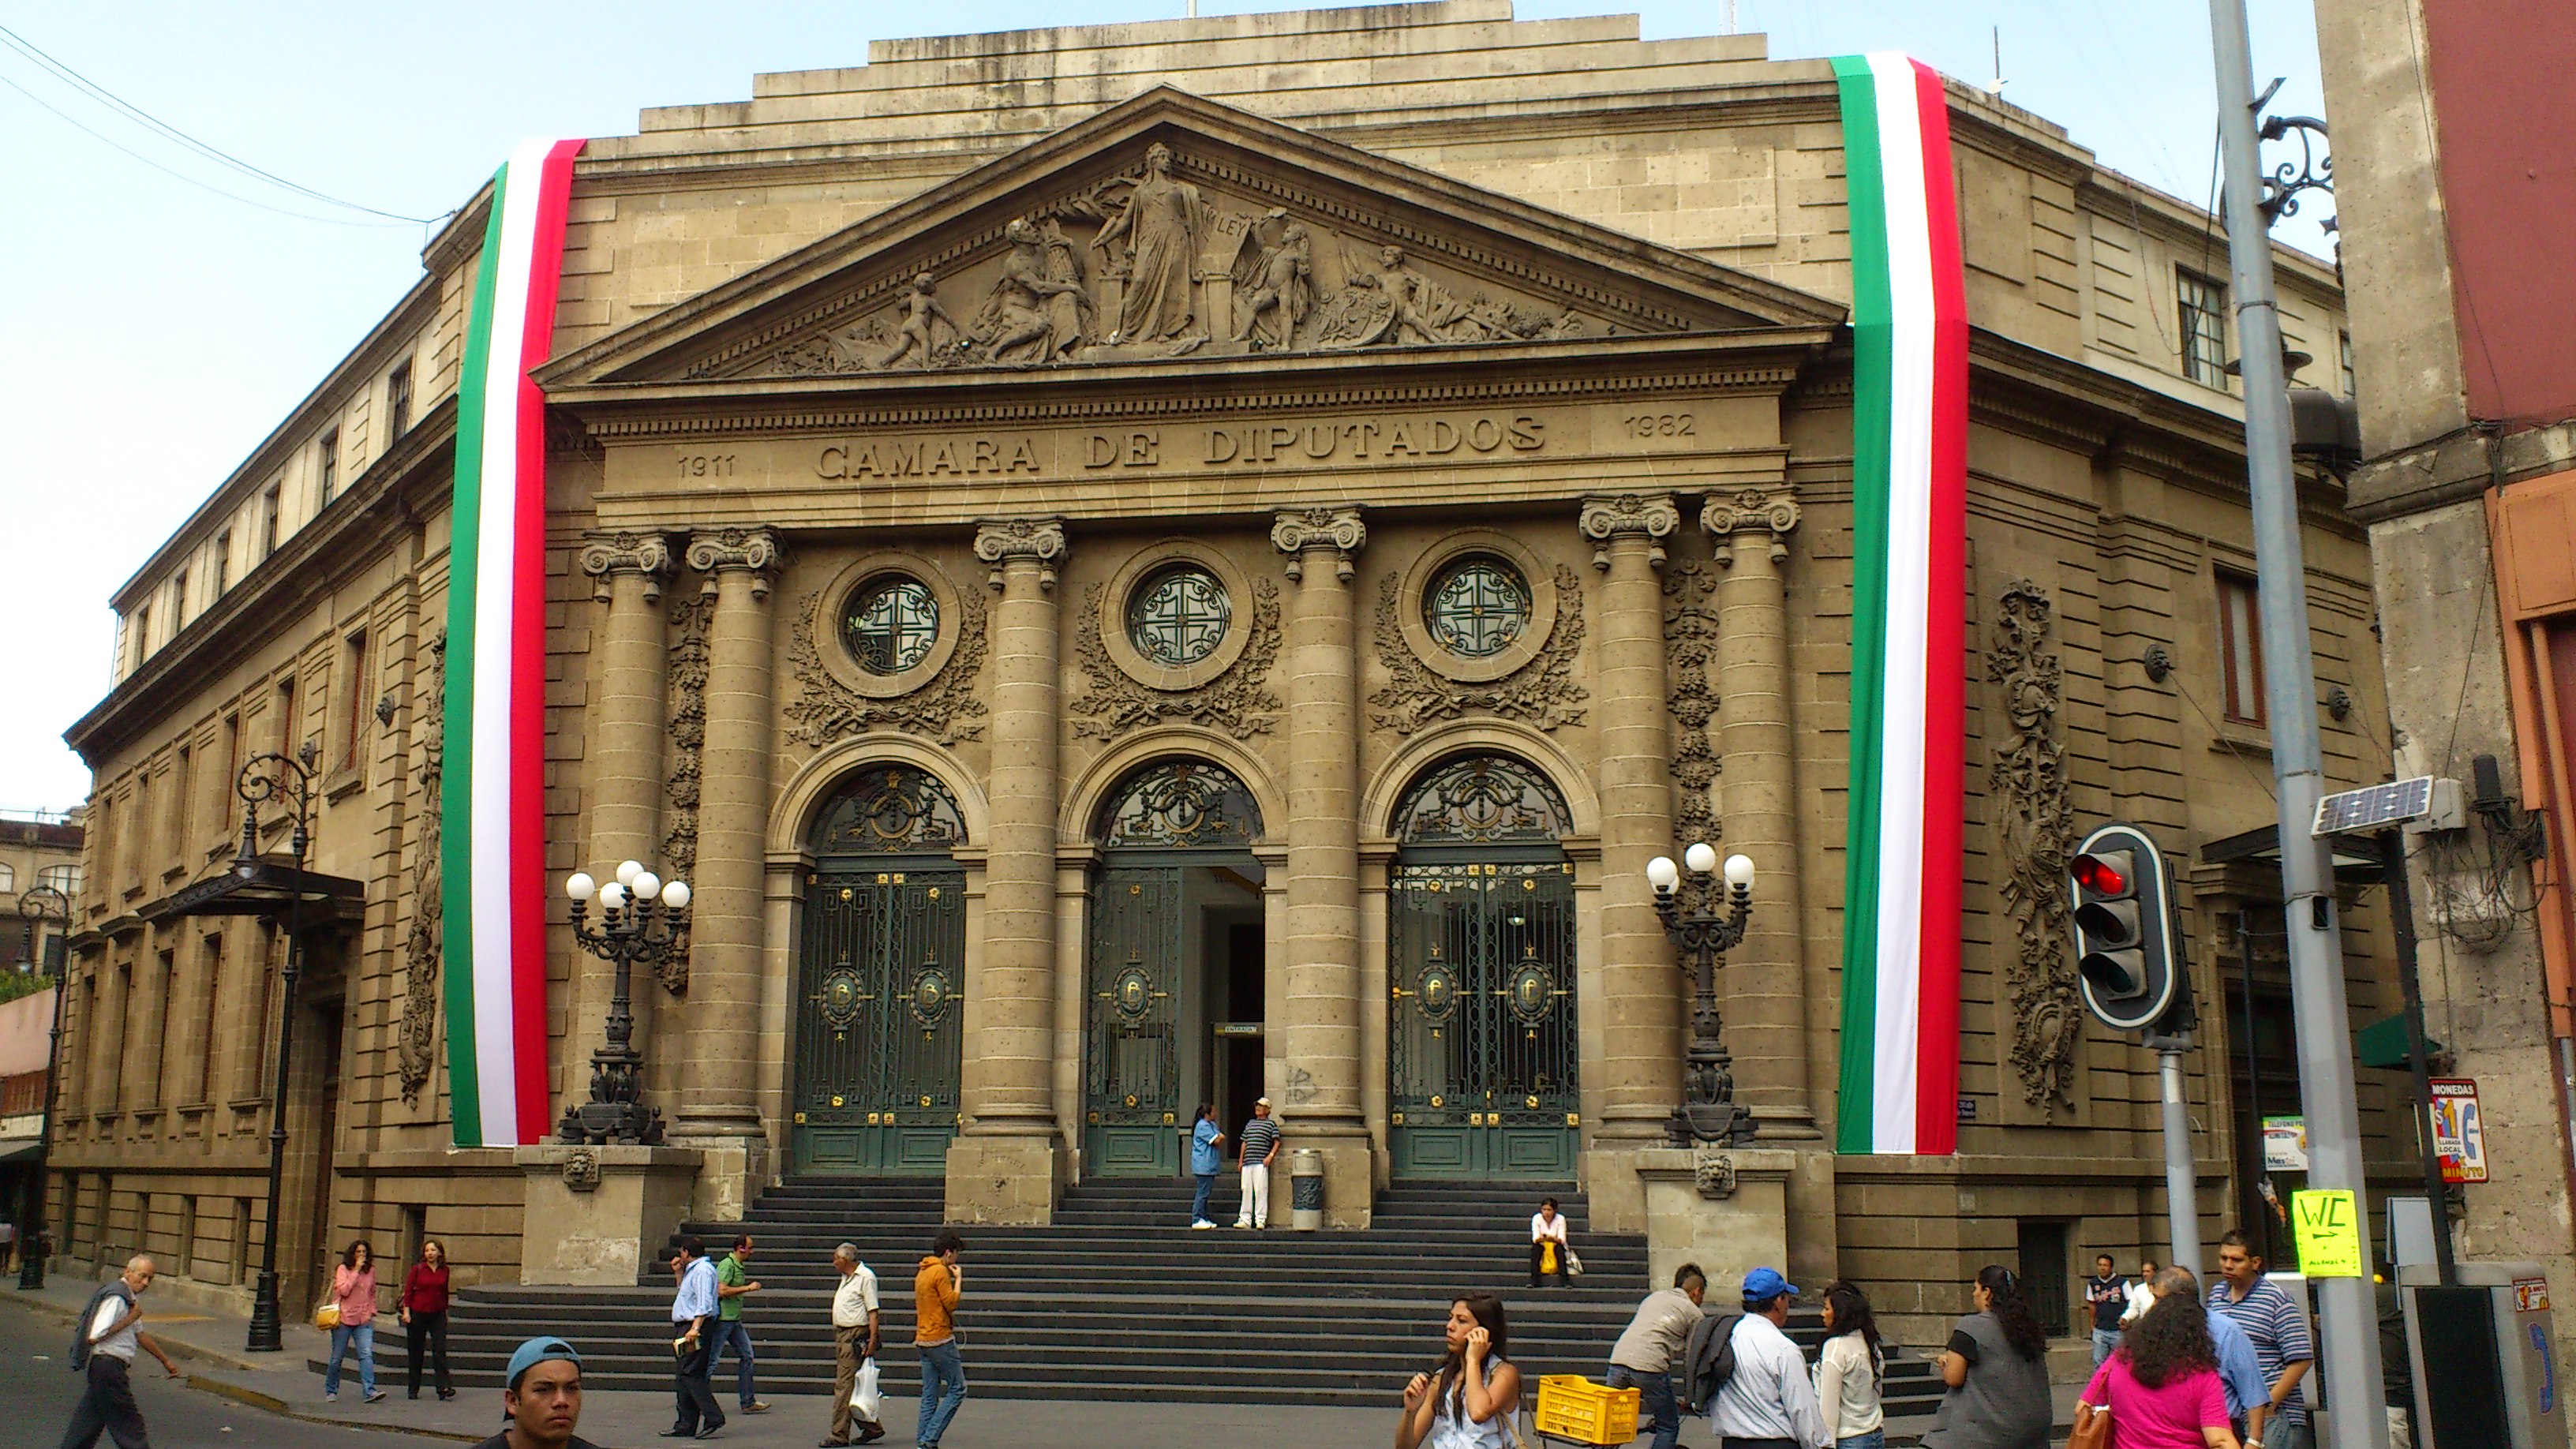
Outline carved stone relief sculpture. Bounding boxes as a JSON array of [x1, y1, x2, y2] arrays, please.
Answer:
[[1664, 562, 1722, 849], [396, 631, 446, 1103], [657, 593, 714, 994], [1071, 577, 1282, 741], [1988, 578, 2082, 1115], [1368, 565, 1589, 734], [1091, 140, 1208, 348], [784, 586, 990, 747]]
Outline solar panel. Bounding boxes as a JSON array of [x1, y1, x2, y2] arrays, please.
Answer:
[[2312, 777, 2435, 837]]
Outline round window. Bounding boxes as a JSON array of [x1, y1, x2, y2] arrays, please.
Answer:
[[840, 575, 940, 675], [1423, 556, 1531, 659], [1126, 566, 1231, 668]]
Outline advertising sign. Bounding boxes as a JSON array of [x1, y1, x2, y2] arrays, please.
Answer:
[[2262, 1114, 2309, 1171], [2428, 1077, 2489, 1185]]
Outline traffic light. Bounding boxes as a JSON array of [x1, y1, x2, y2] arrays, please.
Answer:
[[2068, 822, 2188, 1032]]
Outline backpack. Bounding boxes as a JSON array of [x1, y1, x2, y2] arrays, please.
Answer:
[[1679, 1311, 1743, 1412], [67, 1281, 133, 1373]]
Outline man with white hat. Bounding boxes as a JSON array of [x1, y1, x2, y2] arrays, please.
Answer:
[[475, 1335, 601, 1449], [1233, 1098, 1281, 1230]]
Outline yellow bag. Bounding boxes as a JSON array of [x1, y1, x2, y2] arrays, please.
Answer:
[[313, 1301, 341, 1331]]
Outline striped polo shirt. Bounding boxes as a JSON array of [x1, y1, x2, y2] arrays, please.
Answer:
[[2209, 1276, 2313, 1430], [1238, 1117, 1281, 1164]]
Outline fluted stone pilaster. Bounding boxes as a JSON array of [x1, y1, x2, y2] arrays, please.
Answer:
[[675, 527, 778, 1140], [1578, 494, 1683, 1144], [575, 532, 672, 1074]]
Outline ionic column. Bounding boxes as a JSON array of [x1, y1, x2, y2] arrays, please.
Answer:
[[1271, 507, 1373, 1219], [1702, 489, 1818, 1133], [953, 520, 1065, 1219], [1578, 494, 1683, 1144], [674, 527, 779, 1143], [574, 532, 672, 1076]]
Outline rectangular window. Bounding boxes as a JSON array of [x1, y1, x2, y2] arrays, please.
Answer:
[[275, 676, 298, 759], [2218, 570, 2267, 726], [2178, 270, 2231, 388], [197, 930, 225, 1106], [130, 606, 151, 669], [218, 714, 241, 840], [340, 630, 370, 770], [230, 1200, 253, 1284], [2019, 1220, 2072, 1338], [171, 569, 189, 624], [213, 531, 231, 595], [176, 1196, 197, 1277], [129, 774, 152, 889], [2339, 329, 2356, 397], [39, 863, 80, 895], [387, 360, 413, 440], [316, 429, 339, 504], [170, 745, 193, 862], [260, 485, 281, 559]]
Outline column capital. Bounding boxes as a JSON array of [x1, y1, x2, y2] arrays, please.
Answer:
[[577, 531, 673, 601], [1700, 486, 1803, 566], [1271, 506, 1366, 582], [973, 518, 1068, 591], [685, 526, 782, 598], [1578, 493, 1679, 570]]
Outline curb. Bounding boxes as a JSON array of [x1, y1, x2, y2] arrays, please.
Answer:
[[6, 1289, 275, 1376], [187, 1373, 485, 1443]]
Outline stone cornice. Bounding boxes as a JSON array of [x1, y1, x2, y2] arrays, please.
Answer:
[[578, 531, 674, 601], [1270, 507, 1366, 581]]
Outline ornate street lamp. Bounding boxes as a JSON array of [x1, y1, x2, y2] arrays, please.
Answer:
[[1646, 844, 1759, 1148], [238, 742, 316, 1354], [14, 882, 70, 1291], [556, 860, 689, 1145]]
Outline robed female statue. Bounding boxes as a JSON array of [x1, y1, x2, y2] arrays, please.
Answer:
[[1092, 142, 1207, 343]]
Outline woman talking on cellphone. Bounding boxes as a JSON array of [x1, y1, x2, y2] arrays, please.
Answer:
[[1397, 1294, 1522, 1449]]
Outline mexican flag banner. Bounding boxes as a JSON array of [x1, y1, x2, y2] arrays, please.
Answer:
[[1829, 55, 1968, 1157], [442, 138, 586, 1149]]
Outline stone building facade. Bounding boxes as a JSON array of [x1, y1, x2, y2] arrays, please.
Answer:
[[51, 2, 2406, 1342]]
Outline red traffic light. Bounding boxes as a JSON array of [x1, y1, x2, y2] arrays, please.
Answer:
[[2071, 852, 2129, 896]]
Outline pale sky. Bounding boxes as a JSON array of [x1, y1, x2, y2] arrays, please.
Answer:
[[0, 0, 2333, 810]]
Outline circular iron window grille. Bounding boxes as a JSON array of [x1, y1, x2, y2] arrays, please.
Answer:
[[1507, 963, 1556, 1026], [841, 575, 940, 675], [1416, 964, 1458, 1024], [818, 966, 864, 1029], [908, 966, 953, 1028], [1126, 565, 1231, 668], [1424, 556, 1531, 659]]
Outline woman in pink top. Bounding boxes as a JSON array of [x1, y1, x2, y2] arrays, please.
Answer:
[[323, 1237, 384, 1402], [2077, 1293, 2244, 1449]]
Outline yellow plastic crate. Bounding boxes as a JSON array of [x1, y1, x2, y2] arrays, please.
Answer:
[[1533, 1375, 1640, 1446]]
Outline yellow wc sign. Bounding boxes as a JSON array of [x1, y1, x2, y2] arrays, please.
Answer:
[[2290, 1189, 2366, 1277]]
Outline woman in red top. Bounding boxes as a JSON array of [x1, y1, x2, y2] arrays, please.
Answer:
[[400, 1238, 455, 1400], [2077, 1293, 2245, 1449]]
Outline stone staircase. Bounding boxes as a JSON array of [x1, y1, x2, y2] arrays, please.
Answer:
[[317, 1175, 1946, 1427]]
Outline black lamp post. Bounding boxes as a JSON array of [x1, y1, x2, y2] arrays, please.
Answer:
[[15, 882, 70, 1291], [556, 860, 688, 1145], [1646, 844, 1759, 1148], [238, 743, 315, 1354]]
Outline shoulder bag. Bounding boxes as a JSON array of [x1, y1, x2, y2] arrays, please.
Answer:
[[2066, 1399, 2110, 1449]]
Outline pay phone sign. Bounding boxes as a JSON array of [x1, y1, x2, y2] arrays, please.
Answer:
[[2430, 1077, 2490, 1185]]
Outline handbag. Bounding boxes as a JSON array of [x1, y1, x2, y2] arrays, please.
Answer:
[[313, 1301, 341, 1331], [1564, 1249, 1585, 1279], [852, 1355, 883, 1421], [2066, 1400, 2110, 1449]]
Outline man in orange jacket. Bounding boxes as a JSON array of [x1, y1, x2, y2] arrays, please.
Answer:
[[913, 1231, 966, 1449]]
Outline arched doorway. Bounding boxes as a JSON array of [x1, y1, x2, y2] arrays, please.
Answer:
[[791, 764, 967, 1175], [1387, 753, 1580, 1178], [1085, 759, 1266, 1177]]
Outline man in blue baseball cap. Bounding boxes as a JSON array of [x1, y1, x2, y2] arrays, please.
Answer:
[[1705, 1267, 1829, 1449], [475, 1336, 601, 1449]]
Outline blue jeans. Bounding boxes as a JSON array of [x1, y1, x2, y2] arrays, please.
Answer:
[[1192, 1173, 1216, 1222], [2092, 1326, 2123, 1365], [917, 1340, 967, 1447], [324, 1321, 376, 1396], [1837, 1432, 1886, 1449], [713, 1319, 758, 1406], [1606, 1365, 1677, 1449]]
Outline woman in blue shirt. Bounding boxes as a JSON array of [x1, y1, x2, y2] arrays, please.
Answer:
[[1188, 1103, 1226, 1228]]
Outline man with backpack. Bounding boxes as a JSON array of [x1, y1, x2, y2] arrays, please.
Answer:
[[61, 1253, 182, 1449], [1686, 1266, 1829, 1449]]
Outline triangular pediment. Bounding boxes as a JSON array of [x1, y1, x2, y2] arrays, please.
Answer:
[[543, 87, 1844, 391]]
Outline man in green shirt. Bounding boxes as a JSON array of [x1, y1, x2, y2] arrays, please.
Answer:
[[713, 1234, 770, 1415]]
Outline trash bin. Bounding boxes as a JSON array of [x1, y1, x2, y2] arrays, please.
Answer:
[[1290, 1148, 1325, 1231]]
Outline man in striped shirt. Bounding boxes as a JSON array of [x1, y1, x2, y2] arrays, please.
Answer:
[[2209, 1229, 2313, 1449], [1234, 1098, 1282, 1230]]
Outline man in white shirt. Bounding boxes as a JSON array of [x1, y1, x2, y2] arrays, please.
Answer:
[[2120, 1256, 2161, 1326], [1706, 1267, 1829, 1449], [822, 1242, 884, 1447], [62, 1253, 182, 1449]]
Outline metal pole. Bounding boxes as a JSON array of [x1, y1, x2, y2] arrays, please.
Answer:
[[2159, 1043, 2204, 1282], [2204, 0, 2390, 1440], [240, 753, 312, 1355], [17, 888, 69, 1291], [2380, 828, 2457, 1284]]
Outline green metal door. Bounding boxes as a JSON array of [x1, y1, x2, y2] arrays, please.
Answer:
[[1084, 865, 1183, 1175]]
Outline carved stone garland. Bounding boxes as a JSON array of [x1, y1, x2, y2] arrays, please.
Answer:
[[657, 593, 715, 994], [1368, 564, 1589, 734], [783, 587, 990, 748], [1988, 578, 2083, 1116], [1071, 577, 1282, 741], [1663, 561, 1722, 849], [395, 631, 446, 1103]]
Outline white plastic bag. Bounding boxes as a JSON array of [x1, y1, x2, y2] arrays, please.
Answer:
[[852, 1355, 882, 1422]]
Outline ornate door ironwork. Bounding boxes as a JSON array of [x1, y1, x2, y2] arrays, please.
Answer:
[[1387, 754, 1580, 1178], [791, 766, 967, 1175]]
